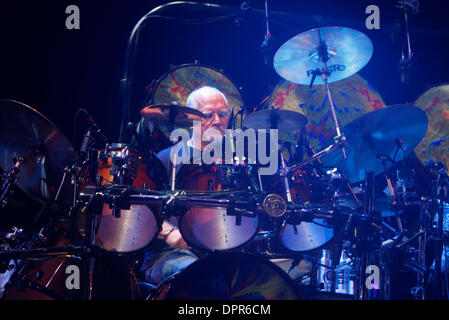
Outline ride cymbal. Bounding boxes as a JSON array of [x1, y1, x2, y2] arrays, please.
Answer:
[[321, 105, 428, 183], [243, 109, 308, 135]]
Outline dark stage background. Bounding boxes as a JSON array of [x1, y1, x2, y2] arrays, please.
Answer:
[[1, 0, 449, 300], [1, 0, 449, 147]]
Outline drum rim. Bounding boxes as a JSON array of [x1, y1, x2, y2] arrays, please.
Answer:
[[99, 144, 169, 190], [153, 251, 303, 300]]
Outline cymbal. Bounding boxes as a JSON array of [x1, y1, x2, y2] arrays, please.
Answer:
[[243, 109, 308, 135], [268, 73, 386, 150], [414, 84, 449, 170], [141, 104, 205, 127], [0, 100, 77, 203], [321, 105, 428, 183], [336, 192, 403, 218], [273, 26, 373, 85]]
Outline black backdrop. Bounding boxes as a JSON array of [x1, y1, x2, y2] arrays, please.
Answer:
[[2, 0, 449, 148]]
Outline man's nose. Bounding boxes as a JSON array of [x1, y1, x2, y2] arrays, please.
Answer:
[[211, 112, 221, 125]]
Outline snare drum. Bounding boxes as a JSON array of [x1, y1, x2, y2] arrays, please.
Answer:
[[80, 143, 167, 254], [176, 164, 259, 251], [150, 252, 302, 300]]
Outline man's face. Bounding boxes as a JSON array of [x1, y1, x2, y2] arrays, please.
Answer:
[[194, 93, 229, 138]]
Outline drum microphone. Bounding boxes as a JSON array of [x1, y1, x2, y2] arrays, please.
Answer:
[[260, 0, 273, 65], [79, 109, 108, 149]]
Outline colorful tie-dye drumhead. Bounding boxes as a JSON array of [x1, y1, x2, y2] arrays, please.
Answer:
[[148, 63, 244, 138], [414, 84, 449, 170], [267, 73, 386, 150], [154, 252, 302, 300]]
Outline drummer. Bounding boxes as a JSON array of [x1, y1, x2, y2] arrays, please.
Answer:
[[140, 86, 230, 285]]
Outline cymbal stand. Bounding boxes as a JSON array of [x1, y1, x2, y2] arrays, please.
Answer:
[[431, 164, 449, 299], [379, 156, 404, 233], [71, 123, 104, 300], [0, 157, 23, 207], [350, 172, 388, 300], [310, 29, 347, 160], [167, 108, 182, 192], [279, 134, 345, 177], [267, 109, 293, 202]]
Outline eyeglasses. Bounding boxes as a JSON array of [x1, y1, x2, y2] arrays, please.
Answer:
[[202, 111, 229, 120]]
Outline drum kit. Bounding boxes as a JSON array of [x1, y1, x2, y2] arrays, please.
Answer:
[[1, 25, 449, 300]]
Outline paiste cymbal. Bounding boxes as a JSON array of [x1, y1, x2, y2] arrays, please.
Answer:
[[268, 73, 386, 150], [273, 26, 373, 85], [414, 84, 449, 170], [243, 109, 308, 135], [141, 104, 205, 127], [0, 100, 77, 203], [321, 105, 428, 183]]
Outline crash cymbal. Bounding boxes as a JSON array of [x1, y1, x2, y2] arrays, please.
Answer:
[[141, 104, 205, 127], [268, 73, 386, 150], [414, 84, 449, 170], [273, 26, 373, 85], [0, 100, 77, 203], [321, 105, 428, 183], [243, 109, 308, 135]]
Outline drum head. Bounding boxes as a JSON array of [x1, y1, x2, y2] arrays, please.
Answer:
[[280, 219, 335, 252], [267, 73, 386, 150], [149, 63, 244, 138], [414, 84, 449, 171], [157, 252, 302, 300]]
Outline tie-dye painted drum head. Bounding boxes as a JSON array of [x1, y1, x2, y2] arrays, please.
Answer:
[[414, 84, 449, 170], [152, 252, 302, 300], [148, 63, 244, 137], [268, 73, 386, 150]]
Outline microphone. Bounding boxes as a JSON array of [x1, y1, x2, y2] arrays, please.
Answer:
[[260, 0, 272, 65], [79, 109, 107, 143]]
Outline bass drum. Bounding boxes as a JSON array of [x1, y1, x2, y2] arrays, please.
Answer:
[[176, 164, 259, 252], [148, 62, 245, 139], [151, 252, 302, 300]]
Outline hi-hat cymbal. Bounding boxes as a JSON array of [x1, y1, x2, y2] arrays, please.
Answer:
[[243, 109, 308, 135], [273, 26, 373, 85], [0, 100, 77, 203], [322, 105, 428, 183], [141, 104, 205, 127]]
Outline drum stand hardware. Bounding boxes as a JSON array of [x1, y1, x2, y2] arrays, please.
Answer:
[[426, 162, 449, 299], [0, 157, 23, 207]]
